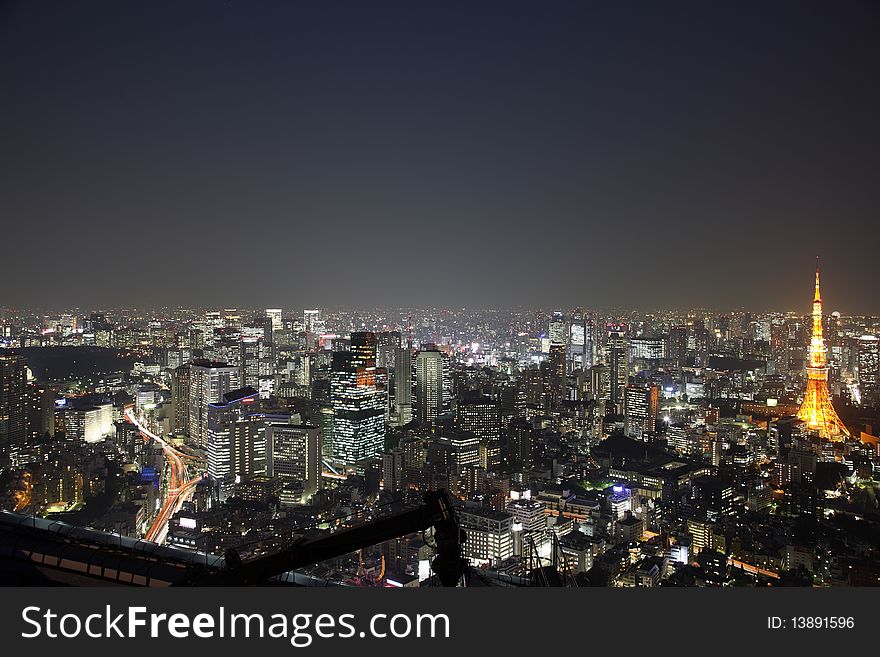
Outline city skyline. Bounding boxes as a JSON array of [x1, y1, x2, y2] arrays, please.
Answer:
[[1, 256, 879, 587], [0, 256, 873, 316], [2, 1, 880, 592], [2, 1, 879, 311]]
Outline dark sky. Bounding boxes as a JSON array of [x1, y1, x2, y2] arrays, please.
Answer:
[[1, 1, 878, 312]]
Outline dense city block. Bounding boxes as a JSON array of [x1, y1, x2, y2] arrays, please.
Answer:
[[2, 267, 879, 586]]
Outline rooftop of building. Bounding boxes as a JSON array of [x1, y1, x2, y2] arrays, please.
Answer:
[[457, 504, 513, 522]]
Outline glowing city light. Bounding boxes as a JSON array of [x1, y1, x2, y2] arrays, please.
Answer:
[[796, 258, 849, 440]]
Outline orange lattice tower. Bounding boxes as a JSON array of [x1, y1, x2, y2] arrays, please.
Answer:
[[796, 257, 849, 440]]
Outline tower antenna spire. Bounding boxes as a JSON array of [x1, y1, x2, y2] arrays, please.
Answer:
[[798, 256, 848, 440]]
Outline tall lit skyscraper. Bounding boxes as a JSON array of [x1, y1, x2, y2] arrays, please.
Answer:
[[590, 363, 610, 404], [544, 342, 566, 408], [25, 384, 55, 441], [265, 308, 282, 332], [797, 259, 849, 440], [268, 423, 322, 498], [414, 348, 445, 425], [625, 382, 659, 438], [567, 310, 587, 372], [170, 363, 190, 435], [0, 353, 28, 463], [669, 325, 688, 367], [303, 309, 323, 335], [382, 448, 404, 493], [376, 331, 401, 370], [239, 335, 263, 389], [629, 336, 665, 360], [393, 345, 413, 426], [331, 348, 386, 464], [457, 395, 501, 442], [222, 308, 241, 328], [189, 359, 241, 449], [549, 311, 567, 347], [206, 387, 261, 482], [857, 334, 879, 408], [350, 331, 377, 367], [608, 330, 629, 409]]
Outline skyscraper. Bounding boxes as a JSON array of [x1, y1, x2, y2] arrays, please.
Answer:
[[456, 395, 501, 442], [413, 348, 445, 425], [567, 310, 587, 372], [382, 447, 404, 493], [267, 423, 322, 498], [393, 345, 413, 426], [331, 349, 386, 464], [265, 308, 282, 332], [590, 363, 611, 404], [608, 330, 629, 410], [239, 335, 262, 389], [170, 363, 190, 435], [350, 331, 377, 367], [0, 353, 28, 463], [548, 311, 567, 347], [625, 382, 659, 438], [25, 384, 55, 441], [189, 359, 241, 449], [206, 386, 260, 482], [376, 331, 401, 370], [797, 259, 849, 440], [669, 325, 689, 368], [857, 334, 879, 408], [303, 309, 323, 335], [544, 342, 566, 409]]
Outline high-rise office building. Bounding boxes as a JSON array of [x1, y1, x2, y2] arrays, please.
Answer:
[[267, 423, 322, 498], [265, 308, 282, 332], [303, 309, 323, 335], [509, 418, 535, 468], [500, 384, 526, 425], [413, 348, 446, 425], [239, 335, 263, 389], [376, 331, 401, 370], [858, 335, 879, 407], [567, 310, 588, 373], [349, 331, 377, 366], [231, 413, 279, 480], [629, 336, 666, 361], [590, 364, 610, 404], [26, 384, 55, 441], [0, 354, 28, 461], [206, 386, 259, 482], [669, 325, 689, 367], [585, 317, 596, 368], [331, 349, 386, 464], [393, 346, 413, 426], [457, 395, 500, 442], [171, 364, 191, 435], [625, 383, 659, 438], [57, 400, 113, 443], [548, 311, 567, 347], [189, 359, 241, 449], [608, 331, 629, 409], [458, 507, 514, 567], [382, 447, 404, 492], [544, 342, 566, 409]]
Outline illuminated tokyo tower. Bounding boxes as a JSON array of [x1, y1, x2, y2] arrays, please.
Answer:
[[796, 257, 849, 440]]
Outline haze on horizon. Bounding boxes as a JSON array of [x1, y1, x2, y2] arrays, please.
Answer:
[[1, 1, 878, 313]]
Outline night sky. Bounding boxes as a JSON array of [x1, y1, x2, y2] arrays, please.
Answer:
[[1, 1, 878, 312]]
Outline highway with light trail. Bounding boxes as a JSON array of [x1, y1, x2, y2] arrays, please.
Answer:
[[124, 406, 206, 545]]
